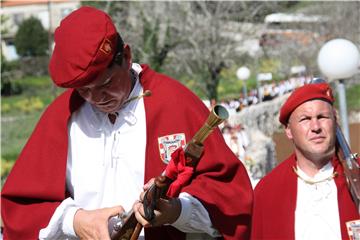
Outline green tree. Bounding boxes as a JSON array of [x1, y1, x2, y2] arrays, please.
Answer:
[[14, 16, 48, 57], [135, 15, 176, 72]]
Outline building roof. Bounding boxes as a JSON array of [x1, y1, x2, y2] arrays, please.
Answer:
[[2, 0, 72, 8], [265, 13, 326, 24]]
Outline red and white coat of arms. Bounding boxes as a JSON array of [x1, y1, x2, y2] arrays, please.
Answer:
[[158, 133, 186, 164]]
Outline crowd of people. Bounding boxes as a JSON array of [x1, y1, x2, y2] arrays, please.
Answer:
[[221, 122, 250, 162], [218, 75, 313, 115], [1, 5, 359, 240], [206, 75, 313, 185], [220, 121, 261, 187]]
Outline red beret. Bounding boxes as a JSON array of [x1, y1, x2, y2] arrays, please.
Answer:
[[279, 83, 335, 125], [49, 6, 118, 88]]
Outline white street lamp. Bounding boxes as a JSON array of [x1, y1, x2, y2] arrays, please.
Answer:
[[236, 66, 251, 100], [317, 38, 360, 143]]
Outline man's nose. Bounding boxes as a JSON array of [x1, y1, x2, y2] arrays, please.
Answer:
[[310, 118, 321, 133], [89, 90, 106, 103]]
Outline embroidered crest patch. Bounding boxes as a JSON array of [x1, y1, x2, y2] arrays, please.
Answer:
[[100, 38, 112, 55], [346, 219, 360, 240], [158, 133, 186, 164], [326, 87, 334, 100]]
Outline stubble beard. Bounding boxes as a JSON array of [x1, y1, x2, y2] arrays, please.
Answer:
[[296, 141, 336, 170]]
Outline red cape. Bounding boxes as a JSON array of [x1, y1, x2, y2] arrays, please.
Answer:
[[2, 65, 253, 240], [251, 153, 359, 239]]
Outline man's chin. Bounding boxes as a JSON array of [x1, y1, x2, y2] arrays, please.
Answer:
[[306, 148, 335, 162], [96, 105, 118, 114], [95, 101, 123, 113]]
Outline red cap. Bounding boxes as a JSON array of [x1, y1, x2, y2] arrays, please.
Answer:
[[279, 83, 334, 125], [49, 6, 118, 88]]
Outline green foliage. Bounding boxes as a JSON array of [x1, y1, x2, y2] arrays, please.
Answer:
[[15, 75, 53, 92], [132, 13, 175, 72], [218, 66, 242, 99], [181, 74, 208, 100], [2, 158, 14, 180], [1, 79, 23, 96], [14, 16, 48, 57], [2, 103, 11, 113], [258, 58, 286, 81], [2, 74, 55, 97], [259, 58, 278, 73], [143, 17, 161, 63], [1, 59, 22, 95], [2, 157, 15, 186], [254, 58, 288, 82], [1, 111, 43, 180], [334, 83, 360, 111], [184, 64, 263, 101], [1, 76, 59, 114], [13, 97, 44, 113], [2, 94, 49, 115], [346, 84, 360, 111], [1, 58, 19, 74], [1, 14, 10, 35], [217, 66, 259, 100], [81, 1, 107, 9], [1, 75, 57, 179]]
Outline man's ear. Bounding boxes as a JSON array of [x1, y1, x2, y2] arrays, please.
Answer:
[[285, 124, 293, 140], [333, 108, 339, 123], [123, 44, 132, 69]]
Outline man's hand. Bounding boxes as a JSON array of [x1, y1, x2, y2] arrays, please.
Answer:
[[132, 178, 181, 227], [74, 205, 125, 240]]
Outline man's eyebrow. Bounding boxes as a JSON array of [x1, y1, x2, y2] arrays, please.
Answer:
[[293, 114, 309, 121], [295, 111, 332, 118], [100, 76, 112, 87], [311, 110, 332, 116]]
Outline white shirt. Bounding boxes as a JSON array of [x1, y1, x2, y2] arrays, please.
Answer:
[[39, 64, 219, 239], [295, 162, 341, 240]]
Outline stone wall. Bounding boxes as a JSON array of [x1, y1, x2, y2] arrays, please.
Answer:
[[228, 93, 289, 136], [227, 91, 359, 186], [227, 94, 290, 185]]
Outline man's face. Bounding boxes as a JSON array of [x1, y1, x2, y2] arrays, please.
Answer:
[[76, 46, 133, 113], [285, 99, 336, 163]]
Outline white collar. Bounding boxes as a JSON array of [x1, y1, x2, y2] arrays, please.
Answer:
[[295, 161, 334, 184]]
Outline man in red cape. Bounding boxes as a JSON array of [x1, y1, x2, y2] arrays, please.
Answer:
[[251, 82, 359, 239], [2, 6, 253, 240]]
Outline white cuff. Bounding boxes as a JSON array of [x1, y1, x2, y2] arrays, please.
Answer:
[[170, 192, 221, 237], [171, 194, 192, 228], [62, 206, 81, 237], [39, 198, 79, 239]]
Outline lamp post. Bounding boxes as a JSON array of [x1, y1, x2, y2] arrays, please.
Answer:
[[236, 66, 250, 100], [317, 38, 360, 143]]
